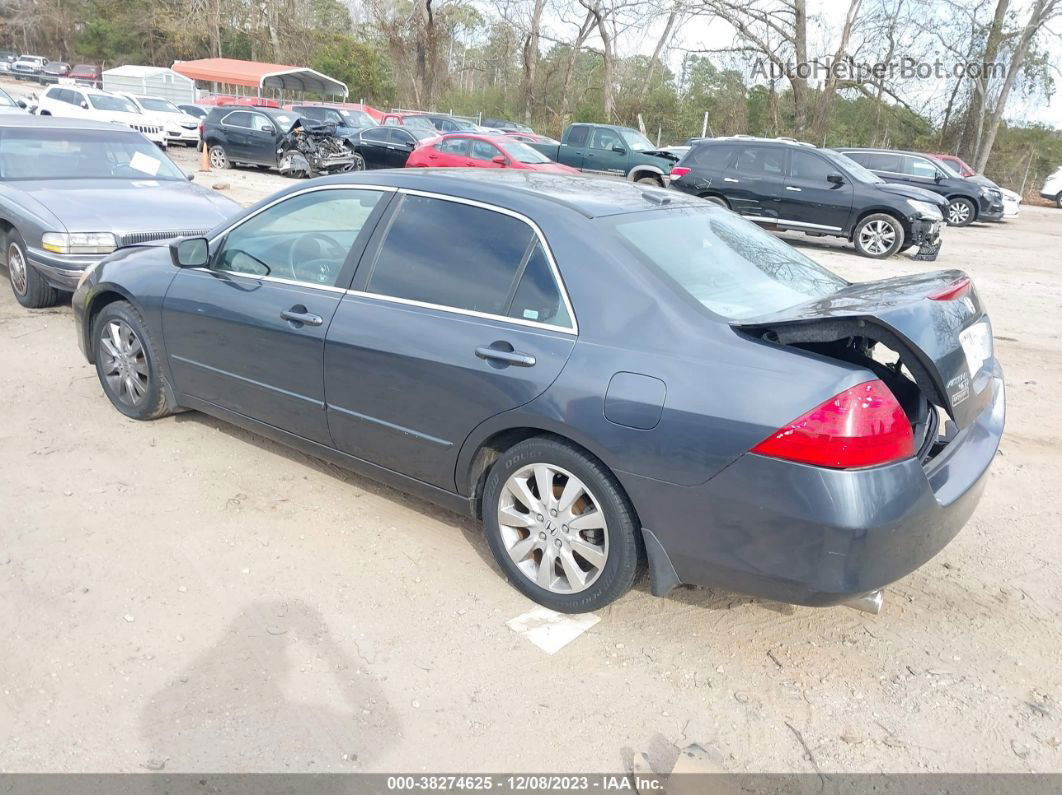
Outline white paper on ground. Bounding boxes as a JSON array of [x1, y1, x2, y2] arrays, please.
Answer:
[[505, 606, 600, 654]]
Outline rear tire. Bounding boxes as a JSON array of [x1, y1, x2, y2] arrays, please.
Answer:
[[91, 301, 172, 421], [699, 193, 730, 209], [5, 230, 59, 308], [945, 197, 976, 226], [852, 213, 904, 259], [635, 175, 662, 187], [482, 436, 643, 613], [208, 144, 230, 170]]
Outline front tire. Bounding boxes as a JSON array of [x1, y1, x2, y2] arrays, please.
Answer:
[[482, 437, 642, 613], [946, 197, 976, 226], [5, 230, 59, 308], [92, 301, 171, 421], [853, 213, 904, 258]]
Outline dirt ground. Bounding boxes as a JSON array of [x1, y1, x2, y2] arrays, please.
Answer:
[[1, 95, 1061, 774]]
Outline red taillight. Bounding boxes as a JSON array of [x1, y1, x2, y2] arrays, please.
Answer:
[[670, 166, 691, 178], [928, 276, 972, 301], [198, 121, 204, 136], [751, 380, 914, 469]]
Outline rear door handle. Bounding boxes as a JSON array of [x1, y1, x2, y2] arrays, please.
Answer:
[[281, 307, 323, 327], [786, 186, 802, 191], [724, 177, 739, 183], [475, 346, 536, 367]]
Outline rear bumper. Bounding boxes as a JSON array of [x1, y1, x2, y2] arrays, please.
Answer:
[[625, 368, 1005, 606]]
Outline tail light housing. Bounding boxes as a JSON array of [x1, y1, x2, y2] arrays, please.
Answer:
[[670, 166, 691, 178], [928, 275, 972, 301], [751, 380, 914, 469]]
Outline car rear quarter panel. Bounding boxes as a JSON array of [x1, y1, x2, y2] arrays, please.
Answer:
[[457, 211, 875, 490]]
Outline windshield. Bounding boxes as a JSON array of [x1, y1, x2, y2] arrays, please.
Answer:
[[408, 126, 437, 141], [340, 109, 375, 128], [620, 128, 656, 152], [609, 208, 847, 320], [403, 116, 438, 132], [0, 89, 15, 107], [827, 151, 882, 184], [139, 97, 180, 114], [502, 140, 550, 164], [0, 127, 187, 181], [89, 94, 139, 113], [44, 63, 68, 73], [930, 157, 961, 178]]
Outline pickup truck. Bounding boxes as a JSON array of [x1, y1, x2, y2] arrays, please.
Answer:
[[530, 123, 678, 185]]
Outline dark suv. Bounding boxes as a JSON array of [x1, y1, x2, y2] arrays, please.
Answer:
[[669, 137, 947, 259], [836, 148, 1003, 226]]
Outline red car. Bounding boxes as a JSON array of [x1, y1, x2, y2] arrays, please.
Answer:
[[932, 153, 976, 177], [406, 133, 579, 173], [68, 64, 101, 88]]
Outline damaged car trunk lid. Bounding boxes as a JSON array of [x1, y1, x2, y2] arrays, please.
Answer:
[[733, 269, 994, 432]]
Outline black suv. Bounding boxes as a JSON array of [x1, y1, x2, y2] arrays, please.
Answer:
[[669, 137, 947, 259], [836, 148, 1003, 226], [201, 106, 356, 176]]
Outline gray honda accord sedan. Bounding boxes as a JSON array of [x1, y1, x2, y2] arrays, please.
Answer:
[[72, 170, 1004, 614], [0, 115, 239, 308]]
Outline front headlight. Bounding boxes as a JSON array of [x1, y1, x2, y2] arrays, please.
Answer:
[[41, 232, 117, 255], [906, 199, 942, 219]]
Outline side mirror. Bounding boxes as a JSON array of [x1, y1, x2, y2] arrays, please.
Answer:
[[16, 99, 25, 109], [186, 172, 195, 181], [80, 101, 88, 109], [827, 173, 845, 185], [491, 155, 508, 166], [612, 145, 627, 155], [260, 124, 275, 134], [934, 171, 944, 182], [170, 237, 209, 268]]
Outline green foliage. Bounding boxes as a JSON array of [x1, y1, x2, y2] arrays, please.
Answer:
[[310, 34, 394, 103]]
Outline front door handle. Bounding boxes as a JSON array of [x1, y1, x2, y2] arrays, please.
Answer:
[[724, 177, 739, 183], [475, 345, 536, 367], [281, 306, 323, 327], [786, 186, 802, 191]]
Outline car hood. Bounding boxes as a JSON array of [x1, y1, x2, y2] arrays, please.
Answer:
[[875, 181, 948, 207], [963, 173, 1000, 191], [14, 179, 240, 235]]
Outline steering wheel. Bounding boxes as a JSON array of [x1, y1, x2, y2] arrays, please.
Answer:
[[287, 232, 345, 284]]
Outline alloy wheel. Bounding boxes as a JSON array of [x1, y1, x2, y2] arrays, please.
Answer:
[[497, 463, 609, 594], [947, 201, 971, 224], [208, 146, 227, 169], [858, 219, 896, 255], [99, 320, 149, 407], [7, 242, 27, 295]]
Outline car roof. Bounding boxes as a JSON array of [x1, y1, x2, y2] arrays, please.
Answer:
[[0, 115, 139, 132], [302, 169, 706, 219], [838, 147, 932, 158]]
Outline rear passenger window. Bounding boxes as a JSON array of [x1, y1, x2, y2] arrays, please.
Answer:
[[508, 244, 571, 327], [366, 195, 571, 327], [866, 152, 902, 172], [223, 111, 252, 128], [565, 125, 589, 147], [732, 146, 785, 175], [436, 137, 470, 156], [684, 144, 732, 167]]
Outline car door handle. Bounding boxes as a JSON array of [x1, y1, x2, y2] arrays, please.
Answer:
[[786, 186, 802, 191], [281, 307, 323, 327], [724, 177, 739, 183], [475, 345, 536, 367]]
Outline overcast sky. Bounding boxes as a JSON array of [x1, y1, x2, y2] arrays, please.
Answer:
[[599, 0, 1062, 131]]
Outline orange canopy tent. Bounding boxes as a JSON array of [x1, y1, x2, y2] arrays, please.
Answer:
[[172, 58, 348, 97]]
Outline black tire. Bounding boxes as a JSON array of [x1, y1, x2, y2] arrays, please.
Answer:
[[852, 213, 904, 259], [207, 144, 230, 170], [699, 193, 730, 209], [482, 436, 643, 613], [1056, 192, 1062, 209], [91, 301, 172, 421], [5, 229, 59, 308], [945, 196, 976, 226]]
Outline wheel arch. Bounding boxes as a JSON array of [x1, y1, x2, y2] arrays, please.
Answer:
[[627, 166, 665, 185], [81, 285, 139, 364], [696, 191, 730, 208], [945, 193, 979, 219], [848, 206, 908, 241]]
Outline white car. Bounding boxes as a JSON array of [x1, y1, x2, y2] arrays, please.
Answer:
[[1041, 167, 1062, 209], [11, 55, 46, 80], [115, 93, 201, 147], [35, 86, 166, 148], [1000, 188, 1021, 218]]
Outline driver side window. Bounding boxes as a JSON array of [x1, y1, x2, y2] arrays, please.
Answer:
[[214, 189, 387, 287]]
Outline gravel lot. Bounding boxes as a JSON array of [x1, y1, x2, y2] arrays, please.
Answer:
[[0, 106, 1060, 774]]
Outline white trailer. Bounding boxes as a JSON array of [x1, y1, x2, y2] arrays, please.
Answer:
[[102, 65, 196, 104]]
